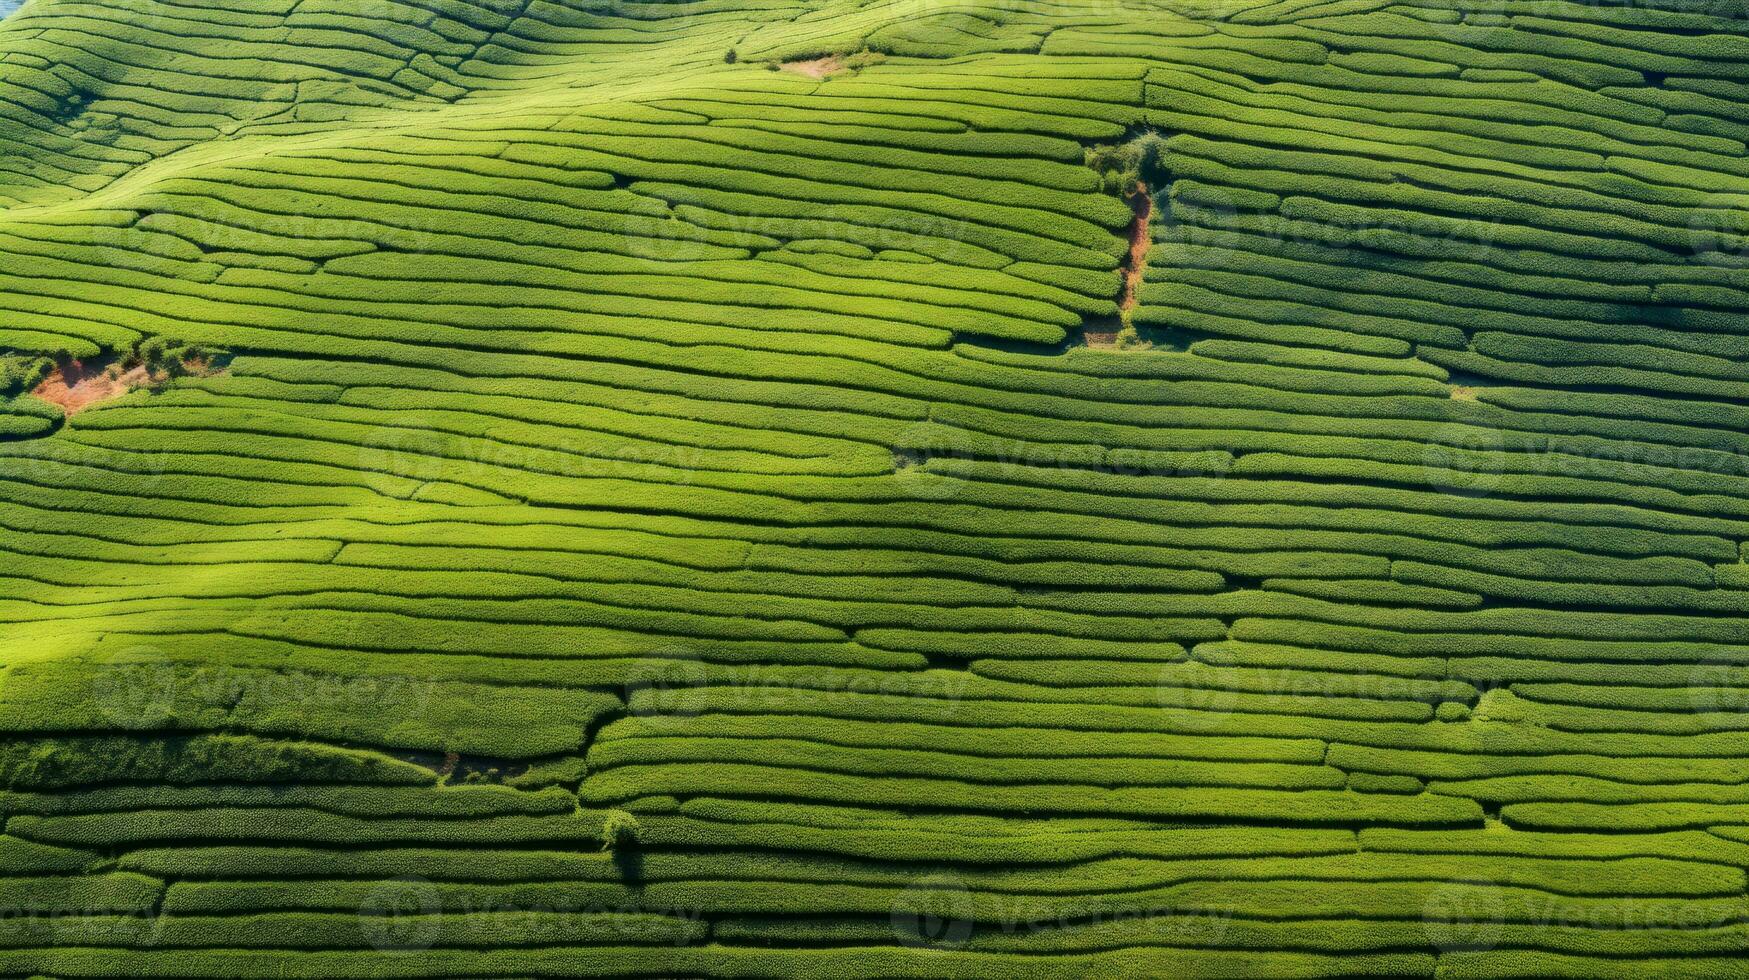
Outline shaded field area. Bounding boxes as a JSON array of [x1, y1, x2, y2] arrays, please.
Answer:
[[4, 0, 1749, 974]]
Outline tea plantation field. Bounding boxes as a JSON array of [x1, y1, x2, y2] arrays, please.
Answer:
[[4, 0, 1749, 974]]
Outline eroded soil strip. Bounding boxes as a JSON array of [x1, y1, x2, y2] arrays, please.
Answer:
[[1118, 182, 1152, 311]]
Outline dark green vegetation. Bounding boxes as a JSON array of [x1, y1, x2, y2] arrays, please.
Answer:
[[2, 0, 1749, 974]]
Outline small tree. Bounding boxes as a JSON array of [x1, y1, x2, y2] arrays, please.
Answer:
[[1086, 130, 1170, 196], [843, 49, 886, 71], [724, 48, 738, 64], [601, 810, 641, 852]]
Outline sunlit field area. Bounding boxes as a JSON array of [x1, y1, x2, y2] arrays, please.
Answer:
[[4, 0, 1749, 975]]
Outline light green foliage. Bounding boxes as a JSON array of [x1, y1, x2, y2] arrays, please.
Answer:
[[600, 810, 642, 852], [0, 354, 48, 397], [0, 0, 1747, 973]]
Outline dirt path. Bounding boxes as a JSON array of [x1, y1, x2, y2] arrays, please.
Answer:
[[1118, 182, 1152, 311]]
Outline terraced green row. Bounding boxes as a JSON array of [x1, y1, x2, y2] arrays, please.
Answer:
[[7, 0, 1749, 973]]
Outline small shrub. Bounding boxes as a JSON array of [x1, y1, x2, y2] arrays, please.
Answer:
[[844, 49, 886, 71], [1112, 322, 1152, 351], [0, 355, 50, 396], [724, 49, 738, 64], [137, 336, 186, 373]]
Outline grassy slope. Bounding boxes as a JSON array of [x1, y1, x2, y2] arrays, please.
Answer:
[[3, 0, 1749, 973]]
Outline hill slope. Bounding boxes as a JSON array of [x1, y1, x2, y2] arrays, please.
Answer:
[[4, 0, 1749, 974]]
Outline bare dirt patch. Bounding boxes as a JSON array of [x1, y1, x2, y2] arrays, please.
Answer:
[[31, 354, 224, 416], [1450, 385, 1479, 401], [1079, 183, 1156, 352], [32, 360, 157, 415], [781, 55, 845, 79]]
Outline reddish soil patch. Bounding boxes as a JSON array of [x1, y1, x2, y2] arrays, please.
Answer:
[[31, 359, 159, 415], [781, 55, 844, 79], [1083, 331, 1119, 349], [30, 355, 223, 415], [1118, 182, 1153, 311]]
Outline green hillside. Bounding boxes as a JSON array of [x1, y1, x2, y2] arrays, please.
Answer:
[[3, 0, 1749, 973]]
